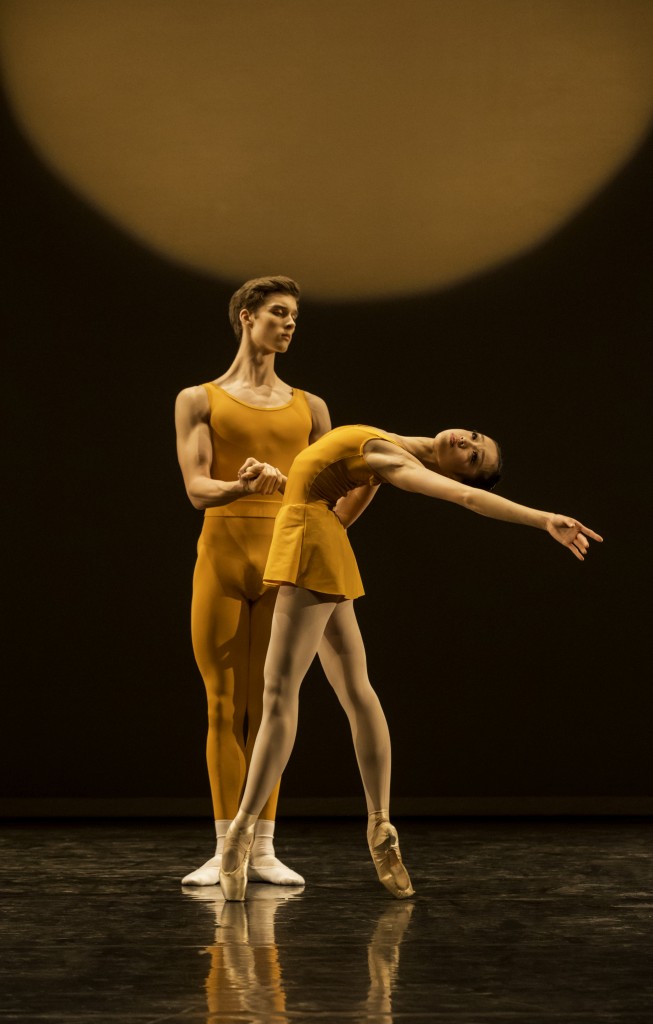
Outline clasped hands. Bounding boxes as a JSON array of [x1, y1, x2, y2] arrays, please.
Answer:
[[238, 457, 285, 495]]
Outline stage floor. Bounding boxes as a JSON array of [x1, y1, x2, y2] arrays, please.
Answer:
[[1, 817, 652, 1022]]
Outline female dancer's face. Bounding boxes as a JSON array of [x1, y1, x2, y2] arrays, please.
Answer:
[[247, 292, 299, 353], [433, 429, 500, 484]]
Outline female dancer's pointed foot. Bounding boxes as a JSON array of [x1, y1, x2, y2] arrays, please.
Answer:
[[219, 823, 256, 901], [367, 819, 415, 900]]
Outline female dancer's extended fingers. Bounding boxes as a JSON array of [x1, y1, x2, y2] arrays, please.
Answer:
[[568, 533, 583, 555], [581, 525, 604, 542]]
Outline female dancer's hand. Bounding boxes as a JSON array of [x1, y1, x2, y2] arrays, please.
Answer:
[[238, 458, 284, 494], [546, 515, 603, 560]]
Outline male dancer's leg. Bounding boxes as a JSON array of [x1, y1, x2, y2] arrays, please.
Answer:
[[182, 537, 249, 884], [191, 541, 249, 820]]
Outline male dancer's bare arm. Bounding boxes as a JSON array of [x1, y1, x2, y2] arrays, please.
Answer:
[[365, 447, 603, 561], [305, 391, 332, 444], [175, 387, 282, 509]]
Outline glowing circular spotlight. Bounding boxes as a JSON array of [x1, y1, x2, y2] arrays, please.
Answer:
[[1, 0, 652, 299]]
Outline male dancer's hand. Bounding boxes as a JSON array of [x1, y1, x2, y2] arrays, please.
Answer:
[[238, 458, 284, 494]]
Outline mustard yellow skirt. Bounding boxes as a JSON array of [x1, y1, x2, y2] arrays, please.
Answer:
[[263, 503, 364, 600]]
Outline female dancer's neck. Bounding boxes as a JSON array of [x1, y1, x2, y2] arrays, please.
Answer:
[[396, 435, 436, 467]]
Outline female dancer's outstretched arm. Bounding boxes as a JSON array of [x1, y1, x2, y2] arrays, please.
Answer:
[[364, 447, 602, 560]]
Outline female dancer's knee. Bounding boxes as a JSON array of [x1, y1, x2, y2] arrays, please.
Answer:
[[339, 676, 382, 718], [262, 670, 300, 721]]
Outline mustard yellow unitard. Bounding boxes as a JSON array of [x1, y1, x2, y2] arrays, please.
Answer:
[[191, 383, 312, 821]]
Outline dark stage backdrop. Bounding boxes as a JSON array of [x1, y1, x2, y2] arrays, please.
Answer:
[[3, 87, 652, 816]]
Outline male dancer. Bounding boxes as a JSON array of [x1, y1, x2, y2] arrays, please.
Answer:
[[175, 275, 331, 885]]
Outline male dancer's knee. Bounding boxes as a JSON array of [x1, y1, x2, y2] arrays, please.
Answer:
[[207, 691, 238, 734]]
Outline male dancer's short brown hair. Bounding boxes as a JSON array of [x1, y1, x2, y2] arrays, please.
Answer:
[[228, 276, 300, 340]]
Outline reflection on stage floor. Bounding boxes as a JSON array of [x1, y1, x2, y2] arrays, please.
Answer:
[[1, 817, 652, 1022]]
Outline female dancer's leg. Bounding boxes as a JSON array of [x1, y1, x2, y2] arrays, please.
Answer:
[[221, 586, 414, 901], [317, 600, 412, 899], [245, 586, 285, 822], [239, 585, 339, 817], [317, 600, 391, 814]]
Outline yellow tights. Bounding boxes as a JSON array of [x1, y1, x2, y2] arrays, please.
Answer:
[[191, 515, 280, 821]]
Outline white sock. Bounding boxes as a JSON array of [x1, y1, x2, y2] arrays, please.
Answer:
[[181, 820, 231, 886], [247, 820, 305, 886]]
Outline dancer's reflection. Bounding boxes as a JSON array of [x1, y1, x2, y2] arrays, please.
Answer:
[[363, 902, 415, 1022], [185, 885, 303, 1024], [183, 887, 413, 1023]]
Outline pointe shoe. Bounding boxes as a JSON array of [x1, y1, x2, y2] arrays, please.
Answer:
[[219, 824, 255, 901], [368, 820, 415, 900]]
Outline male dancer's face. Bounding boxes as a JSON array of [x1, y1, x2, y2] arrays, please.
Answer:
[[247, 293, 299, 354]]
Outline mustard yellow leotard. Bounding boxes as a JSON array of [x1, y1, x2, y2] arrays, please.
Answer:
[[264, 425, 405, 600], [192, 383, 313, 820]]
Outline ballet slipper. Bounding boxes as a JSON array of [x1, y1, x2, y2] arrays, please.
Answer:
[[181, 820, 231, 886], [367, 811, 415, 900], [220, 822, 256, 901], [248, 820, 305, 885], [181, 855, 221, 886]]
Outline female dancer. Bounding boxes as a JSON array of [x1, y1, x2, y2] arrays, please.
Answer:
[[175, 275, 332, 886], [219, 424, 603, 900]]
